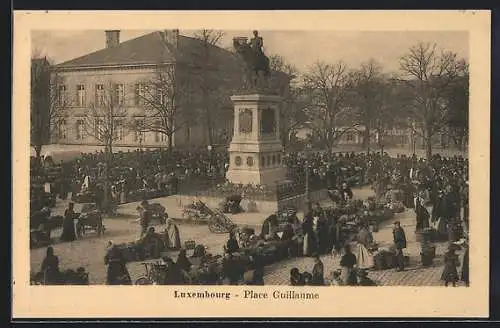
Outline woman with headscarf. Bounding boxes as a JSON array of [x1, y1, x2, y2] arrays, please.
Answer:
[[414, 196, 430, 232], [354, 225, 375, 270], [165, 219, 181, 250]]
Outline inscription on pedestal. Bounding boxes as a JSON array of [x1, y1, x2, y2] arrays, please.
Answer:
[[239, 108, 253, 134]]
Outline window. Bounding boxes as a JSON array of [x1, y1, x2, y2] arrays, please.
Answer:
[[346, 132, 354, 142], [134, 119, 145, 143], [94, 118, 104, 139], [154, 121, 166, 142], [261, 156, 266, 167], [114, 119, 124, 141], [58, 119, 67, 139], [76, 119, 85, 140], [95, 84, 105, 106], [76, 84, 86, 107], [58, 85, 67, 106], [115, 84, 124, 105], [135, 83, 145, 106]]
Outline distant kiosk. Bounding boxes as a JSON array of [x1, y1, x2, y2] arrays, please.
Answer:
[[225, 94, 286, 186]]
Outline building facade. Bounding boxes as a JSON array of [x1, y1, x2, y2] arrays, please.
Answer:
[[50, 30, 243, 149]]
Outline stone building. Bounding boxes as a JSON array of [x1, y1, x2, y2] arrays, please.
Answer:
[[50, 30, 245, 149]]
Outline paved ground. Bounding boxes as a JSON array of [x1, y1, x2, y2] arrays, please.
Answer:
[[30, 186, 467, 286]]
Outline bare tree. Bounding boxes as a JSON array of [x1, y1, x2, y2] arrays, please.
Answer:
[[350, 59, 392, 151], [268, 54, 308, 148], [138, 65, 197, 150], [193, 29, 226, 146], [399, 42, 465, 159], [444, 63, 469, 150], [82, 81, 132, 213], [31, 55, 69, 161], [302, 61, 356, 149]]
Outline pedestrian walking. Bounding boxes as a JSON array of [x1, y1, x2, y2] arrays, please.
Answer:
[[392, 221, 407, 272]]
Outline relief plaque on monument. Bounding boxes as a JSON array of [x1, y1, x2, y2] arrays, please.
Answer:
[[239, 108, 253, 134], [260, 107, 276, 135]]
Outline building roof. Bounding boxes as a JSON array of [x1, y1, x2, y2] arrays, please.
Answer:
[[55, 31, 240, 70]]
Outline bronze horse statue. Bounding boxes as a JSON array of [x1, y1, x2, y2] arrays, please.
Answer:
[[233, 37, 270, 87]]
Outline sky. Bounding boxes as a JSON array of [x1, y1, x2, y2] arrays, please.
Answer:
[[32, 30, 468, 75]]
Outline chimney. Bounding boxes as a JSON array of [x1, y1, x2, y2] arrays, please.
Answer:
[[105, 30, 120, 48], [163, 29, 179, 48]]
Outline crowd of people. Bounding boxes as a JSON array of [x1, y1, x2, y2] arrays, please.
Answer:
[[31, 147, 469, 287]]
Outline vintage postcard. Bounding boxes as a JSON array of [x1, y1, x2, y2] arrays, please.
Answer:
[[12, 10, 490, 318]]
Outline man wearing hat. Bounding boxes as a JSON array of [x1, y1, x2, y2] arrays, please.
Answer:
[[392, 221, 407, 272]]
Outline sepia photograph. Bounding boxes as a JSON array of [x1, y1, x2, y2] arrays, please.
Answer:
[[13, 10, 490, 318]]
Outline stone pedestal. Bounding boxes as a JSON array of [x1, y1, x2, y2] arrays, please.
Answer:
[[226, 94, 286, 186]]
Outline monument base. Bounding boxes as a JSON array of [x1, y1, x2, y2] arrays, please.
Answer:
[[225, 166, 286, 186]]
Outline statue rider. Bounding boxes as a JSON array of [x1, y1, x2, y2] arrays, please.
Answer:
[[249, 30, 264, 56]]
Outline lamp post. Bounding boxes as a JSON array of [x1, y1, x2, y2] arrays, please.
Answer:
[[411, 121, 416, 156], [207, 144, 214, 186], [304, 143, 312, 209]]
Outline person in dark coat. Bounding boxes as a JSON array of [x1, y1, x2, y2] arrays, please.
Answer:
[[441, 245, 460, 287], [176, 249, 192, 272], [414, 197, 430, 232], [60, 202, 77, 242], [311, 255, 325, 286], [290, 268, 305, 286], [340, 244, 358, 286], [104, 241, 132, 285], [260, 214, 278, 238], [40, 246, 60, 285], [392, 221, 407, 271], [225, 230, 240, 254], [163, 257, 184, 285]]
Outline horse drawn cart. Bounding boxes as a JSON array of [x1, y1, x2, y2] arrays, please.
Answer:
[[75, 202, 106, 237], [182, 200, 237, 234]]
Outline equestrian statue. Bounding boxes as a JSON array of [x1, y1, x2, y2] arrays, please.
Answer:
[[233, 30, 271, 90]]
